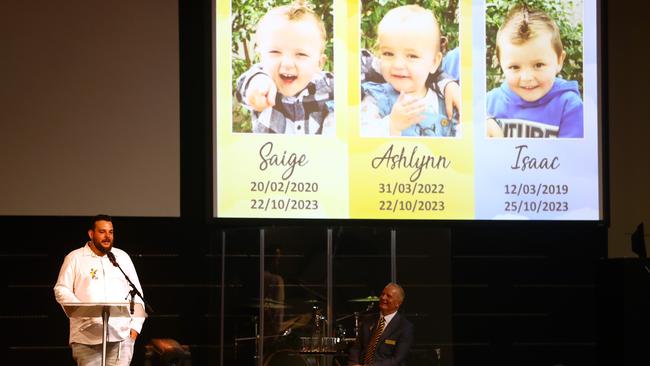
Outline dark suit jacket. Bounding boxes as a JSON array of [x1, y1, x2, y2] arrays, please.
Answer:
[[347, 312, 414, 366]]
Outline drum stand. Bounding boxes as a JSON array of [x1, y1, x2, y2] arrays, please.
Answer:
[[235, 315, 291, 366], [233, 316, 262, 365]]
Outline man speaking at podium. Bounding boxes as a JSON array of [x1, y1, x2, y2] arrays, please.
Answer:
[[54, 214, 145, 366]]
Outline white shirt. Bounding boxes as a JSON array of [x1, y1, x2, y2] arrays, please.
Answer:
[[54, 243, 146, 345]]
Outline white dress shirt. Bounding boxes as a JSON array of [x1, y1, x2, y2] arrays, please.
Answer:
[[54, 242, 145, 345]]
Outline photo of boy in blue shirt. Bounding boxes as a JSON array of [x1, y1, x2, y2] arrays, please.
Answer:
[[486, 4, 583, 138]]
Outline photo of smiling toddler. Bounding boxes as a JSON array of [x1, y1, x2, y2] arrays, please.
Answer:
[[360, 4, 459, 138], [486, 2, 584, 138], [234, 0, 334, 135]]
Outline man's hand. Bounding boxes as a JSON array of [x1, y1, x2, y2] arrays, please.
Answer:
[[443, 81, 461, 122], [245, 74, 277, 112], [130, 329, 139, 340], [389, 92, 426, 136]]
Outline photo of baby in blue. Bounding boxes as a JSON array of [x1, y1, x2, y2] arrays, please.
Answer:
[[359, 3, 460, 138]]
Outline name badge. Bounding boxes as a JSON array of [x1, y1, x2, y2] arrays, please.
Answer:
[[385, 339, 396, 345]]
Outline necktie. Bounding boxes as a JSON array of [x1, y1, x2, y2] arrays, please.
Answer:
[[363, 316, 385, 365]]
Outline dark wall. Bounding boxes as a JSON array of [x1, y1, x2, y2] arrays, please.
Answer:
[[0, 216, 609, 365], [606, 0, 650, 256]]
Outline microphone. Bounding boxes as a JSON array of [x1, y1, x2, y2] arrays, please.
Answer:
[[106, 251, 118, 267], [106, 248, 155, 315]]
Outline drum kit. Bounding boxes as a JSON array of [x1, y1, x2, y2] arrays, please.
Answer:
[[235, 295, 380, 365]]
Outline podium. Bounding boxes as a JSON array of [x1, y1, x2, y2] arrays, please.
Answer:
[[62, 302, 147, 366]]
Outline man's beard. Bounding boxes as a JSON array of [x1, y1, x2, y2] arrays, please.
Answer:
[[92, 238, 113, 254]]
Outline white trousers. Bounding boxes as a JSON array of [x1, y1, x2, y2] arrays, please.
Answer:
[[71, 338, 135, 366]]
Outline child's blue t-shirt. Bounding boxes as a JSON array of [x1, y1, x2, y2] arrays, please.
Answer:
[[486, 77, 584, 138], [361, 82, 457, 137]]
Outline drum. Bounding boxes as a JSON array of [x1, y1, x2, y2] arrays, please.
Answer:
[[263, 349, 309, 366]]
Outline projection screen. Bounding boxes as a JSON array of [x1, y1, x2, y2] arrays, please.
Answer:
[[214, 0, 603, 220]]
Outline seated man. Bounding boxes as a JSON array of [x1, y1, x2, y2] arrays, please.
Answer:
[[347, 283, 414, 366]]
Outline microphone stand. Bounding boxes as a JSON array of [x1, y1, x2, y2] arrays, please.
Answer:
[[107, 252, 154, 314]]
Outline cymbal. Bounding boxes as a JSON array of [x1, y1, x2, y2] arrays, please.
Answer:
[[348, 296, 379, 303]]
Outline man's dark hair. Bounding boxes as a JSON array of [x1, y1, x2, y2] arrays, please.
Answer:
[[90, 214, 113, 230]]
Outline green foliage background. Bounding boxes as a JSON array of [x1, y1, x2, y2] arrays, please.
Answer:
[[231, 0, 333, 132], [361, 0, 459, 53], [485, 0, 583, 93]]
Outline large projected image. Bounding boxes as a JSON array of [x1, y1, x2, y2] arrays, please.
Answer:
[[214, 0, 602, 220]]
